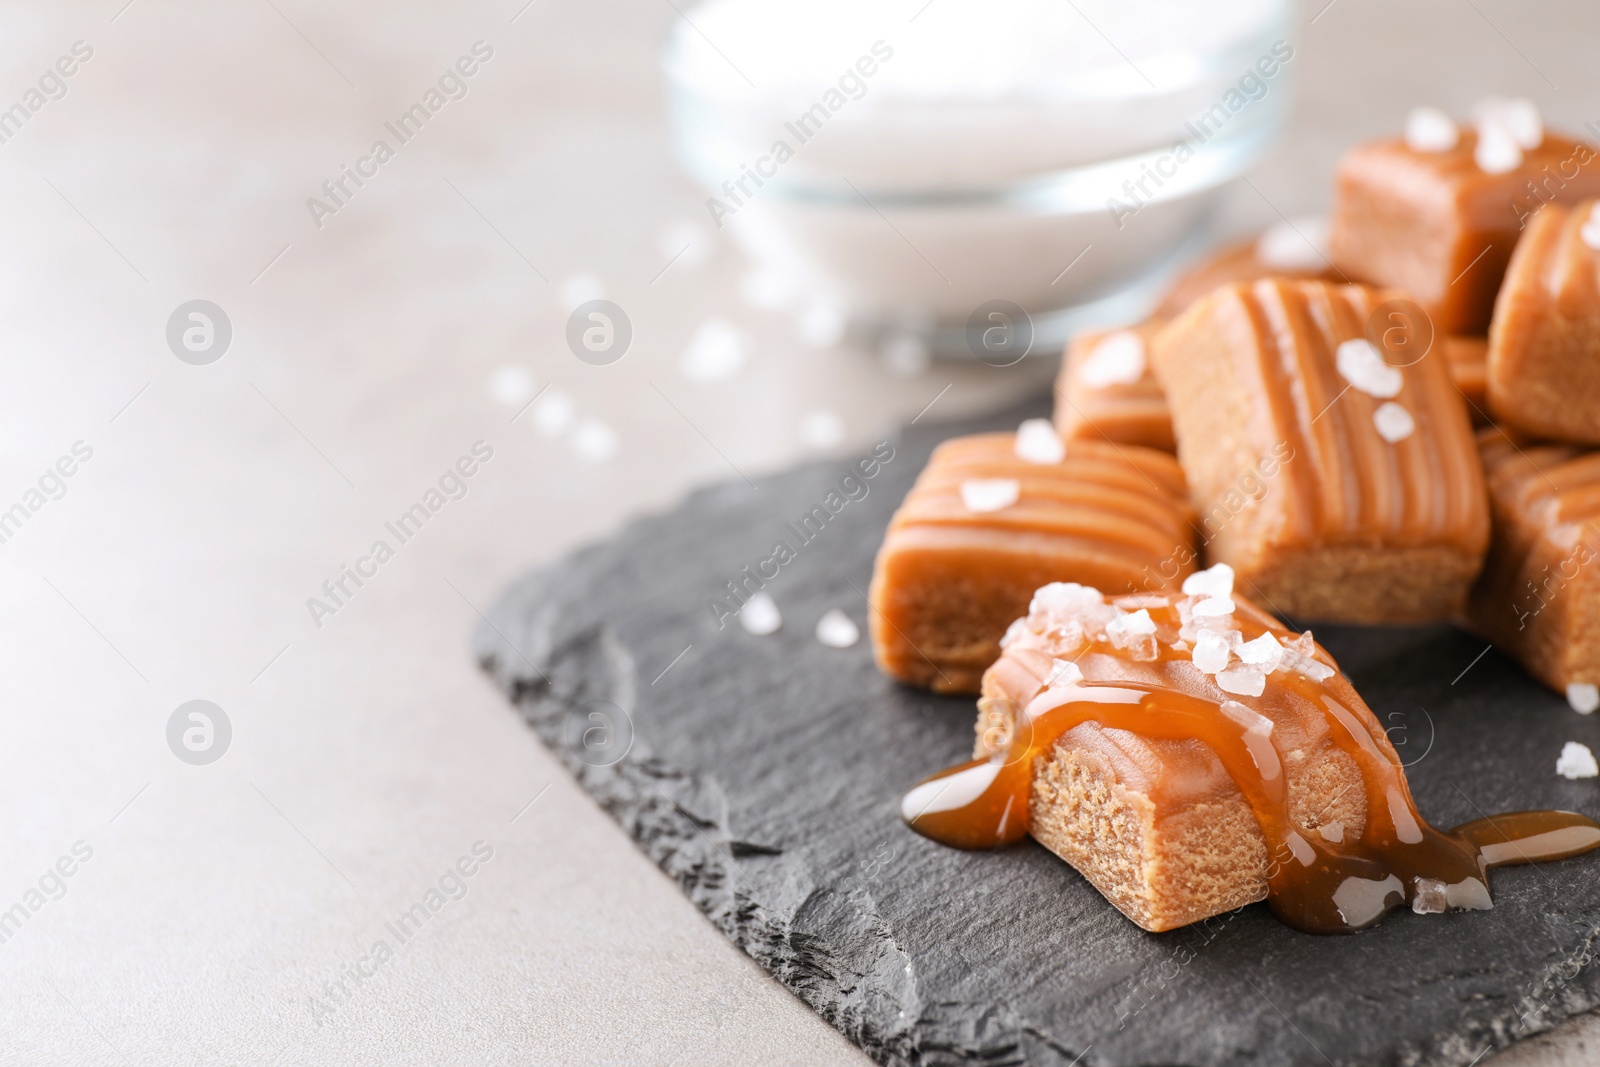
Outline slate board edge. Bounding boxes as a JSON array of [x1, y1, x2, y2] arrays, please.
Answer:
[[471, 405, 1600, 1067]]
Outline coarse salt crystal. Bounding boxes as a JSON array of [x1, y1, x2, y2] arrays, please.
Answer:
[[1182, 563, 1235, 600], [1581, 204, 1600, 251], [1404, 106, 1458, 152], [571, 418, 619, 462], [999, 618, 1030, 650], [1568, 683, 1600, 714], [1015, 418, 1066, 464], [1106, 608, 1157, 642], [798, 409, 845, 449], [961, 478, 1020, 513], [1319, 821, 1345, 843], [1237, 632, 1285, 672], [1216, 664, 1266, 697], [1557, 741, 1599, 780], [1192, 629, 1232, 674], [681, 318, 747, 382], [1256, 217, 1330, 271], [1078, 331, 1146, 388], [1193, 596, 1235, 618], [1474, 121, 1523, 174], [740, 592, 781, 635], [1473, 97, 1542, 149], [1412, 877, 1449, 914], [815, 609, 859, 648], [1373, 402, 1415, 442], [1335, 338, 1403, 398], [1030, 583, 1103, 618], [1045, 658, 1083, 688]]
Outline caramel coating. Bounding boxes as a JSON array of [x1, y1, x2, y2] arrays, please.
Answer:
[[868, 433, 1195, 694], [1150, 279, 1489, 623], [1330, 130, 1600, 335]]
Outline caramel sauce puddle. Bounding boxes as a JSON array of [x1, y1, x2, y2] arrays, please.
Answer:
[[903, 603, 1600, 933]]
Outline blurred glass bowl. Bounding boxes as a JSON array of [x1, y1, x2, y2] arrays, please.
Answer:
[[664, 0, 1296, 355]]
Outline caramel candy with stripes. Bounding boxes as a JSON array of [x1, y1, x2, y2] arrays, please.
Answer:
[[1053, 323, 1173, 452], [1330, 128, 1600, 335], [1466, 427, 1600, 695], [1487, 199, 1600, 443], [1151, 279, 1489, 623], [868, 433, 1196, 694]]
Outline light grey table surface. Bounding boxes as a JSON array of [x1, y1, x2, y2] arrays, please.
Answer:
[[1, 0, 1597, 1064]]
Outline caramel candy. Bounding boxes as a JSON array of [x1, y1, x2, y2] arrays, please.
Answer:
[[901, 574, 1550, 933], [1487, 199, 1600, 443], [1466, 427, 1600, 695], [868, 432, 1195, 694], [1053, 323, 1172, 452], [1150, 279, 1489, 623], [1152, 224, 1339, 321], [1330, 124, 1600, 335]]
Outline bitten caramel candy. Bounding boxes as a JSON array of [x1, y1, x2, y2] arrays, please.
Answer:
[[1151, 279, 1489, 623], [1330, 117, 1600, 335], [1053, 322, 1172, 452], [969, 578, 1368, 932], [1487, 199, 1600, 443], [868, 432, 1196, 694], [1152, 221, 1339, 321], [1466, 427, 1600, 697]]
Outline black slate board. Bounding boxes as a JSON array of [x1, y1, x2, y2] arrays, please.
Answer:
[[474, 392, 1600, 1067]]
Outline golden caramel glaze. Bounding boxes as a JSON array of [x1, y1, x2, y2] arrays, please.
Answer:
[[1151, 279, 1490, 624], [868, 433, 1196, 694], [902, 578, 1600, 934], [1465, 426, 1600, 693], [1443, 335, 1490, 425], [1152, 236, 1340, 322], [1487, 198, 1600, 443], [1330, 130, 1600, 335], [1054, 323, 1175, 453]]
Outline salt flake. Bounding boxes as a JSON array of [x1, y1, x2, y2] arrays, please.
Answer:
[[1557, 741, 1599, 780], [1474, 121, 1523, 174], [1182, 563, 1235, 600], [1373, 402, 1415, 443], [1404, 107, 1458, 152], [1568, 682, 1600, 715], [961, 478, 1020, 513], [815, 609, 859, 648], [1015, 418, 1066, 465], [1216, 664, 1267, 697], [740, 592, 781, 635], [1336, 338, 1403, 398], [1256, 218, 1330, 271], [1078, 331, 1146, 388]]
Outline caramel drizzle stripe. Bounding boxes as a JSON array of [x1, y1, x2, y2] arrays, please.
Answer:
[[1243, 283, 1320, 542]]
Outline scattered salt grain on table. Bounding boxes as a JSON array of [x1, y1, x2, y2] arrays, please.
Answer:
[[740, 592, 781, 635], [799, 410, 845, 449], [1336, 338, 1403, 398], [1373, 402, 1415, 442], [680, 318, 747, 381], [1014, 418, 1065, 464], [961, 478, 1019, 513], [1404, 107, 1458, 152], [815, 609, 859, 648], [1568, 682, 1600, 715], [532, 390, 575, 436], [1078, 330, 1146, 387], [489, 365, 536, 407], [571, 419, 618, 462], [1557, 741, 1599, 780]]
